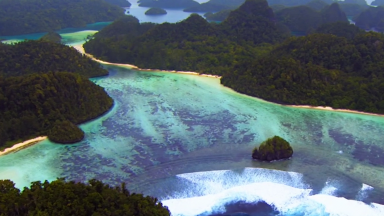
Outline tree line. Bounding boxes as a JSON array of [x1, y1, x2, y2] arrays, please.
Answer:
[[0, 179, 170, 216]]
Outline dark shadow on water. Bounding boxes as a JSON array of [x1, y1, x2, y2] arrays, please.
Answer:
[[206, 201, 279, 216]]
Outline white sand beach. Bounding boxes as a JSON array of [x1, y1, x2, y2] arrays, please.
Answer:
[[0, 136, 47, 157], [71, 44, 222, 78], [288, 105, 384, 118]]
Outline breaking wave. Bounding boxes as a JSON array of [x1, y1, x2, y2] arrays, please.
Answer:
[[161, 168, 384, 216]]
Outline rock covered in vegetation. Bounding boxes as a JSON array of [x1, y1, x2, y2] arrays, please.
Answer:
[[275, 3, 348, 33], [145, 7, 168, 15], [0, 179, 170, 216], [0, 72, 113, 147], [0, 40, 108, 78], [39, 31, 62, 43], [354, 6, 384, 32], [252, 136, 293, 161], [48, 120, 85, 144]]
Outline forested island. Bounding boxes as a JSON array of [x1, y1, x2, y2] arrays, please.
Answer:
[[145, 8, 168, 15], [0, 179, 170, 215], [0, 41, 108, 78], [252, 136, 293, 161], [0, 0, 125, 36], [84, 0, 384, 114], [0, 40, 114, 148], [0, 72, 113, 148]]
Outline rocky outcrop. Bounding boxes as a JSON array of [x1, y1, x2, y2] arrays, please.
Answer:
[[252, 136, 293, 161]]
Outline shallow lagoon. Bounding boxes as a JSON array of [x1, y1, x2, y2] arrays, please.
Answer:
[[1, 8, 384, 213], [1, 64, 384, 215]]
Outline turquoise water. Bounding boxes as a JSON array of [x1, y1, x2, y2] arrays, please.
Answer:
[[0, 22, 109, 44], [1, 65, 384, 215]]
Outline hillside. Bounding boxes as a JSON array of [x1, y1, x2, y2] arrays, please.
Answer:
[[0, 0, 125, 36], [0, 40, 108, 78], [84, 0, 288, 73], [221, 32, 384, 114], [354, 6, 384, 32], [0, 72, 114, 147], [275, 3, 348, 33]]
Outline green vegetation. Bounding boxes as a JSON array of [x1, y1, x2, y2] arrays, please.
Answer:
[[222, 32, 384, 114], [105, 0, 132, 7], [276, 6, 322, 33], [145, 8, 168, 15], [0, 179, 170, 216], [0, 40, 108, 78], [306, 0, 328, 11], [138, 0, 199, 8], [354, 6, 384, 32], [84, 0, 287, 74], [0, 72, 113, 147], [48, 120, 85, 144], [338, 3, 369, 17], [252, 136, 293, 161], [275, 3, 348, 34], [204, 10, 232, 21], [84, 0, 384, 115], [314, 21, 364, 39], [0, 0, 125, 36], [39, 31, 62, 43]]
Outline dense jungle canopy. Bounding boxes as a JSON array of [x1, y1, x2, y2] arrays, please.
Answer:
[[0, 179, 170, 216], [0, 40, 108, 78], [0, 72, 113, 148]]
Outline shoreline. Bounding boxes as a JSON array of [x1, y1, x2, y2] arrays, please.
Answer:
[[286, 105, 384, 118], [0, 136, 47, 157], [71, 44, 222, 79], [72, 44, 384, 119]]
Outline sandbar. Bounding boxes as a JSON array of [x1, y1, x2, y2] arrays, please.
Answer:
[[0, 136, 47, 157]]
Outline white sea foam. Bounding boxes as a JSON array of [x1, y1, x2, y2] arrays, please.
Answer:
[[356, 183, 374, 201], [161, 168, 384, 216], [319, 179, 339, 196]]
